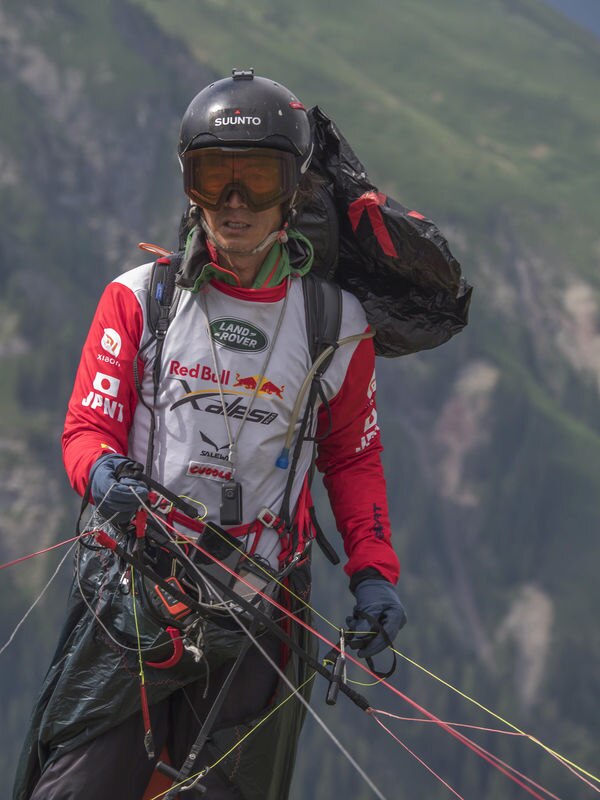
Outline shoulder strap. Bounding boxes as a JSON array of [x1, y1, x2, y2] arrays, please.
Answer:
[[147, 252, 183, 337], [141, 252, 184, 475], [301, 271, 342, 365], [278, 274, 343, 539]]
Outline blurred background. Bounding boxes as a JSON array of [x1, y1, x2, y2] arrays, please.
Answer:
[[0, 1, 598, 797]]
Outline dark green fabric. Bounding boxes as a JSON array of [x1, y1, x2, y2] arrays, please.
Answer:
[[13, 537, 315, 800], [205, 564, 316, 800], [12, 534, 263, 800]]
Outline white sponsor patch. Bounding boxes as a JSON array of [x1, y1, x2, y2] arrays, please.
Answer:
[[367, 370, 377, 399], [101, 328, 122, 357], [93, 371, 120, 398], [355, 408, 379, 453], [187, 461, 233, 482], [81, 391, 124, 422]]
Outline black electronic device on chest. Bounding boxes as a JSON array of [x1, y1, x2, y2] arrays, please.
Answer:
[[220, 480, 243, 525]]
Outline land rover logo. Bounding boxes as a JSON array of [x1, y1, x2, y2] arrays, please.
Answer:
[[209, 318, 268, 352]]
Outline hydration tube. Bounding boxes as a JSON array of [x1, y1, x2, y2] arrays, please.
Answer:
[[276, 331, 375, 469]]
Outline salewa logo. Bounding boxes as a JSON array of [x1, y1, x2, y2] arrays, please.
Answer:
[[199, 431, 229, 462], [214, 116, 261, 126]]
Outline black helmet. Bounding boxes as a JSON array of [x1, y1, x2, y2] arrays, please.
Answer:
[[178, 68, 313, 176]]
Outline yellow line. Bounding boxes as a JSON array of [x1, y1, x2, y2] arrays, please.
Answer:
[[392, 648, 600, 785], [144, 498, 600, 787], [147, 673, 316, 799]]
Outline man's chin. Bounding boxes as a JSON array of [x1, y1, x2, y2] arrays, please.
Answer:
[[215, 230, 259, 253]]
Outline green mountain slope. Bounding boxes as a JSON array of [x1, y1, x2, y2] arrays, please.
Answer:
[[134, 0, 600, 260], [1, 0, 599, 797]]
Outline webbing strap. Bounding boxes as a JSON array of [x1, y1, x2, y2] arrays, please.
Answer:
[[160, 631, 255, 799], [144, 253, 183, 476], [92, 529, 372, 713], [278, 274, 342, 534]]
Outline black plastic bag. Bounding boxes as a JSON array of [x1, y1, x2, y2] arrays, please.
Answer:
[[295, 106, 472, 357]]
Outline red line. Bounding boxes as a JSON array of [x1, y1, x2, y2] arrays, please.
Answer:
[[371, 710, 523, 736], [371, 713, 466, 799], [372, 712, 563, 800], [147, 515, 550, 799], [0, 534, 90, 571], [2, 510, 592, 798]]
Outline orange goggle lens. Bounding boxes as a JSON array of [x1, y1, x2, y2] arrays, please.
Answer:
[[183, 147, 297, 211]]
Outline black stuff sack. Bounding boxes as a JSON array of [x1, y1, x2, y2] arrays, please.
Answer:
[[295, 106, 472, 357]]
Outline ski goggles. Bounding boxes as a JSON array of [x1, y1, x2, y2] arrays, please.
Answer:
[[183, 147, 298, 212]]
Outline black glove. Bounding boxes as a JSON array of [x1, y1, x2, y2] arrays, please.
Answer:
[[346, 578, 407, 658], [88, 454, 148, 523]]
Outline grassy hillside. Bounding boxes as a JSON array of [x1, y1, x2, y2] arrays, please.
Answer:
[[133, 0, 600, 269]]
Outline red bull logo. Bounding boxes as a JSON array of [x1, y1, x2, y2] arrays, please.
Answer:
[[233, 374, 285, 398], [260, 380, 285, 399], [233, 373, 258, 390]]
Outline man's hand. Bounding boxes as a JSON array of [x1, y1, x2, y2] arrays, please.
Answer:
[[346, 578, 407, 658], [89, 454, 148, 523]]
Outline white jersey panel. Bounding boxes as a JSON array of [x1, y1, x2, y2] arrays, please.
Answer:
[[114, 265, 368, 562]]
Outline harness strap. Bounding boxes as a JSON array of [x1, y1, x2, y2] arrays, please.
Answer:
[[159, 630, 255, 799], [142, 253, 183, 476], [276, 274, 343, 559], [93, 528, 374, 712]]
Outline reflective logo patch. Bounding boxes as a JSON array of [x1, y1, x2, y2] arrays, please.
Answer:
[[93, 372, 120, 398], [187, 461, 233, 481], [209, 318, 268, 352], [101, 328, 122, 357]]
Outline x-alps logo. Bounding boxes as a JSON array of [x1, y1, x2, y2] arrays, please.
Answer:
[[81, 372, 124, 422], [209, 318, 268, 353], [170, 379, 278, 425], [210, 108, 262, 129]]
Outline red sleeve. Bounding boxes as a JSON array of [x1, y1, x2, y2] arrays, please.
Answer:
[[315, 334, 400, 584], [61, 281, 145, 496]]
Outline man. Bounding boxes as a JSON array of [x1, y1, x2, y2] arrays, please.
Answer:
[[14, 69, 405, 800]]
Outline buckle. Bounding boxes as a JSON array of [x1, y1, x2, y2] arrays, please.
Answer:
[[257, 507, 279, 528], [148, 491, 173, 515]]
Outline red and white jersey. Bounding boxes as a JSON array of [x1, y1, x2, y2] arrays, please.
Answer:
[[62, 262, 400, 583]]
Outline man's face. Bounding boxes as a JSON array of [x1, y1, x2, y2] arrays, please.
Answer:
[[201, 191, 283, 254]]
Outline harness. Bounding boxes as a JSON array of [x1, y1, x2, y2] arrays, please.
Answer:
[[134, 251, 343, 571]]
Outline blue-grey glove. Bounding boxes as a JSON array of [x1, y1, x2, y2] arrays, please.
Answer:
[[346, 579, 407, 658], [89, 454, 148, 523]]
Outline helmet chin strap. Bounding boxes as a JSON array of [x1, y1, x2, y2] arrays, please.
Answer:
[[199, 215, 288, 256]]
